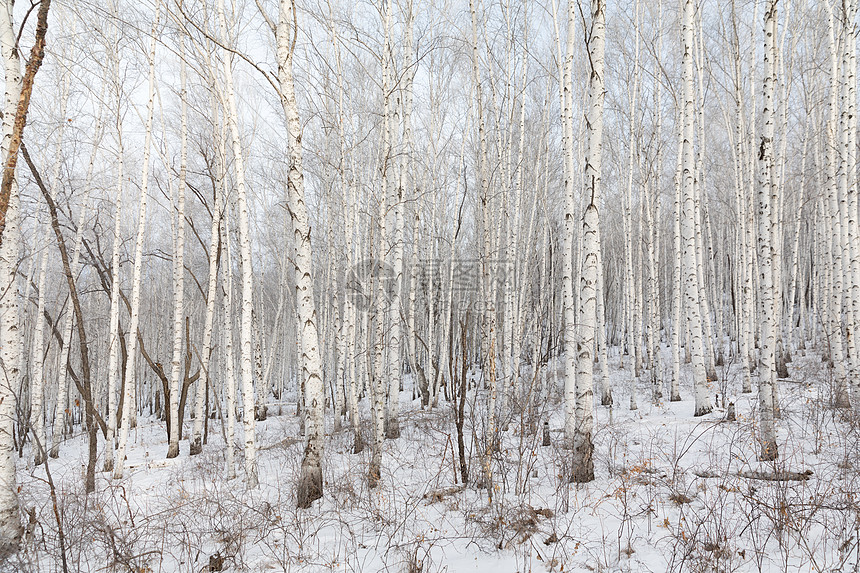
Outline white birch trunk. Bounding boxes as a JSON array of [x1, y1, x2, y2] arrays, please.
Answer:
[[103, 53, 124, 472], [470, 0, 498, 499], [756, 0, 779, 460], [561, 0, 578, 441], [216, 0, 258, 488], [30, 247, 48, 466], [0, 192, 19, 547], [277, 0, 325, 506], [670, 113, 683, 403], [693, 21, 718, 384], [574, 202, 599, 484], [384, 0, 408, 440], [681, 0, 711, 417], [825, 1, 849, 405], [841, 0, 860, 401], [167, 46, 188, 460], [571, 0, 604, 484], [330, 16, 362, 449], [191, 82, 225, 455], [222, 216, 237, 480], [623, 0, 641, 410], [0, 0, 20, 543], [729, 2, 754, 394], [113, 1, 160, 479]]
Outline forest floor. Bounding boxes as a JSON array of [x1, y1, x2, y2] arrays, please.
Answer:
[[5, 344, 860, 573]]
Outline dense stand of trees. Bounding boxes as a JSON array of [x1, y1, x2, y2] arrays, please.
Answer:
[[0, 0, 856, 553]]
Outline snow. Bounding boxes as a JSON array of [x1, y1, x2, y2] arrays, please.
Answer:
[[7, 346, 859, 573]]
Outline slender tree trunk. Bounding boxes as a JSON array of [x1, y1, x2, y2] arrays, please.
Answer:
[[191, 83, 224, 456], [623, 0, 641, 410], [222, 215, 238, 480], [114, 0, 160, 480], [30, 245, 48, 467], [0, 178, 19, 548], [571, 0, 604, 484], [561, 0, 578, 439], [277, 0, 325, 506], [384, 0, 405, 440], [470, 0, 498, 501], [167, 46, 188, 460], [825, 1, 849, 405], [841, 0, 860, 402], [330, 15, 362, 450], [0, 0, 23, 547], [756, 0, 779, 461], [104, 49, 124, 472], [217, 0, 258, 488], [680, 0, 711, 417], [729, 0, 754, 394]]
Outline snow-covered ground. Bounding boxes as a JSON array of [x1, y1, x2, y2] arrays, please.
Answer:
[[6, 345, 859, 573]]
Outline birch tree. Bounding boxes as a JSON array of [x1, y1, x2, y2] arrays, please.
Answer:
[[167, 43, 188, 460], [276, 0, 325, 507], [222, 213, 238, 480], [216, 0, 258, 488], [0, 0, 51, 545], [570, 0, 605, 484], [468, 0, 500, 501], [30, 242, 48, 466], [385, 0, 403, 440], [0, 0, 20, 538], [370, 27, 391, 484], [756, 0, 779, 461], [191, 75, 225, 456], [824, 0, 849, 406], [104, 10, 124, 472], [680, 0, 711, 417], [114, 0, 161, 480], [561, 0, 579, 442]]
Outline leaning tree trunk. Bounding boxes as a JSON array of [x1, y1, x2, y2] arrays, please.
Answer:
[[0, 0, 50, 250]]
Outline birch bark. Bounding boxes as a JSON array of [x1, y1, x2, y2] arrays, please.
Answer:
[[167, 44, 188, 460], [191, 78, 225, 455], [277, 0, 325, 506], [216, 0, 258, 488], [756, 0, 779, 460], [113, 1, 160, 479], [571, 0, 604, 484], [680, 0, 711, 417], [0, 0, 22, 545]]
